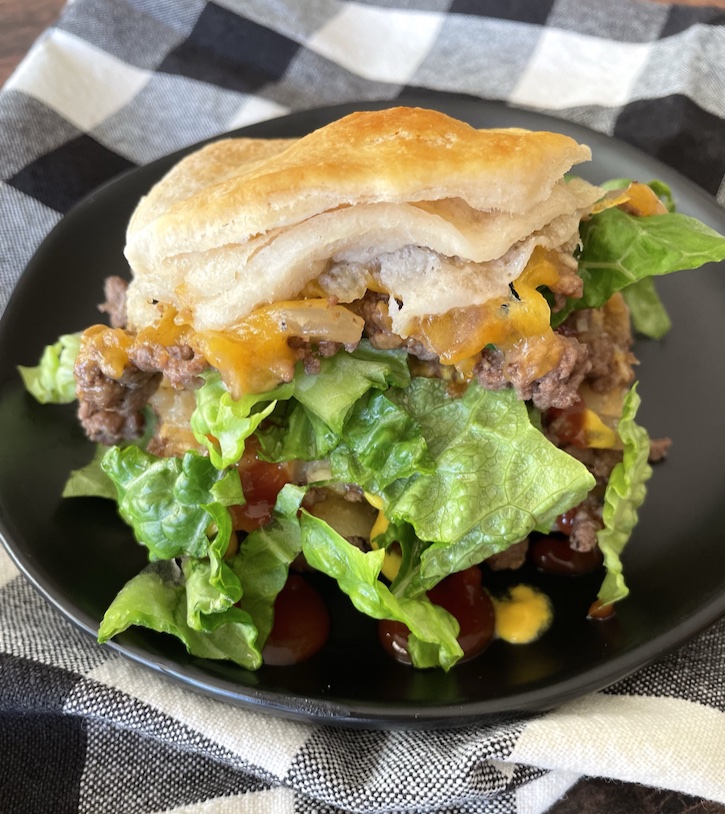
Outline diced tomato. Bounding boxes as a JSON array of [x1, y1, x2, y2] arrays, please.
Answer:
[[544, 398, 588, 448], [378, 566, 495, 665], [229, 436, 292, 532], [262, 575, 330, 666]]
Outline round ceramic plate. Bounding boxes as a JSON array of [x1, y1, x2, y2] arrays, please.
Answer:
[[1, 96, 724, 728]]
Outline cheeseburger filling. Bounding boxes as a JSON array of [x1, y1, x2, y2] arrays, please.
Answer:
[[19, 108, 725, 670]]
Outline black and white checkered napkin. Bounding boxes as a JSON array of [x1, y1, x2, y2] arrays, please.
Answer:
[[2, 1, 725, 812]]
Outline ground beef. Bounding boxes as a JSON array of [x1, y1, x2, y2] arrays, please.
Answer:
[[287, 337, 349, 376], [561, 295, 637, 395], [560, 445, 623, 483], [564, 493, 604, 552], [485, 538, 529, 571], [473, 347, 508, 391], [75, 353, 161, 445], [517, 336, 591, 411], [649, 436, 672, 463], [349, 291, 438, 360], [97, 275, 129, 329], [130, 341, 208, 389], [547, 264, 584, 312], [345, 535, 371, 552], [474, 335, 591, 411]]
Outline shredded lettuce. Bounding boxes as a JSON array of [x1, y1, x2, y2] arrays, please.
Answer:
[[256, 400, 340, 462], [191, 371, 294, 469], [329, 390, 435, 492], [229, 484, 305, 647], [299, 510, 463, 670], [62, 444, 117, 499], [97, 561, 263, 669], [621, 278, 672, 340], [596, 384, 652, 606], [195, 341, 410, 469], [292, 341, 410, 433], [97, 483, 306, 668], [101, 446, 243, 561], [553, 205, 725, 327], [17, 333, 81, 404], [379, 379, 594, 593]]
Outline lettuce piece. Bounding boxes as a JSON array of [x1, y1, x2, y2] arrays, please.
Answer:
[[101, 446, 243, 561], [192, 371, 294, 469], [597, 384, 652, 606], [97, 561, 263, 669], [571, 179, 677, 339], [18, 333, 81, 404], [195, 343, 409, 468], [330, 390, 434, 491], [63, 409, 158, 500], [229, 483, 305, 645], [621, 278, 672, 340], [552, 206, 725, 326], [62, 444, 117, 499], [292, 341, 410, 434], [97, 485, 306, 668], [299, 510, 463, 670], [256, 400, 340, 463], [379, 379, 595, 591]]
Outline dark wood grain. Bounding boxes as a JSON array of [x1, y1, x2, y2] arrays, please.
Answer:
[[0, 0, 65, 86]]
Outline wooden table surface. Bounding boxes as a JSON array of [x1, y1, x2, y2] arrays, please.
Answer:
[[1, 1, 724, 813]]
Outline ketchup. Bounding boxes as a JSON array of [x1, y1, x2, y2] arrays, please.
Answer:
[[262, 575, 331, 666], [530, 535, 603, 576], [378, 566, 495, 665], [544, 399, 588, 448], [587, 599, 616, 620], [229, 437, 292, 532]]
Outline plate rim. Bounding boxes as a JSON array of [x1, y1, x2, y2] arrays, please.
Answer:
[[1, 93, 725, 728]]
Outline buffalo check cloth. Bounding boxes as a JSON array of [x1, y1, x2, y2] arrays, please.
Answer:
[[1, 1, 725, 812]]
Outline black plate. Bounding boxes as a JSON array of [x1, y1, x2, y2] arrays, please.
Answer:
[[1, 96, 724, 728]]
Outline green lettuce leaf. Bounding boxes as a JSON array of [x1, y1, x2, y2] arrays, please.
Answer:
[[18, 333, 81, 404], [292, 341, 410, 434], [330, 390, 434, 491], [62, 444, 117, 499], [101, 446, 243, 560], [229, 483, 305, 646], [299, 510, 463, 670], [96, 485, 306, 669], [552, 206, 725, 326], [597, 384, 652, 606], [380, 379, 595, 592], [256, 400, 340, 463], [621, 278, 672, 340], [571, 179, 678, 339], [97, 561, 263, 669], [195, 343, 410, 468], [191, 371, 294, 469]]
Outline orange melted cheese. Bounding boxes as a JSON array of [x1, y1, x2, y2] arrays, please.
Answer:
[[192, 300, 364, 398], [86, 249, 572, 400], [620, 182, 668, 216], [192, 311, 300, 398], [80, 325, 133, 379], [409, 247, 564, 376], [136, 305, 193, 347]]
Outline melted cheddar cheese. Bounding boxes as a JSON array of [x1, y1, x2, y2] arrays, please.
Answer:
[[80, 325, 133, 379], [408, 247, 564, 378]]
